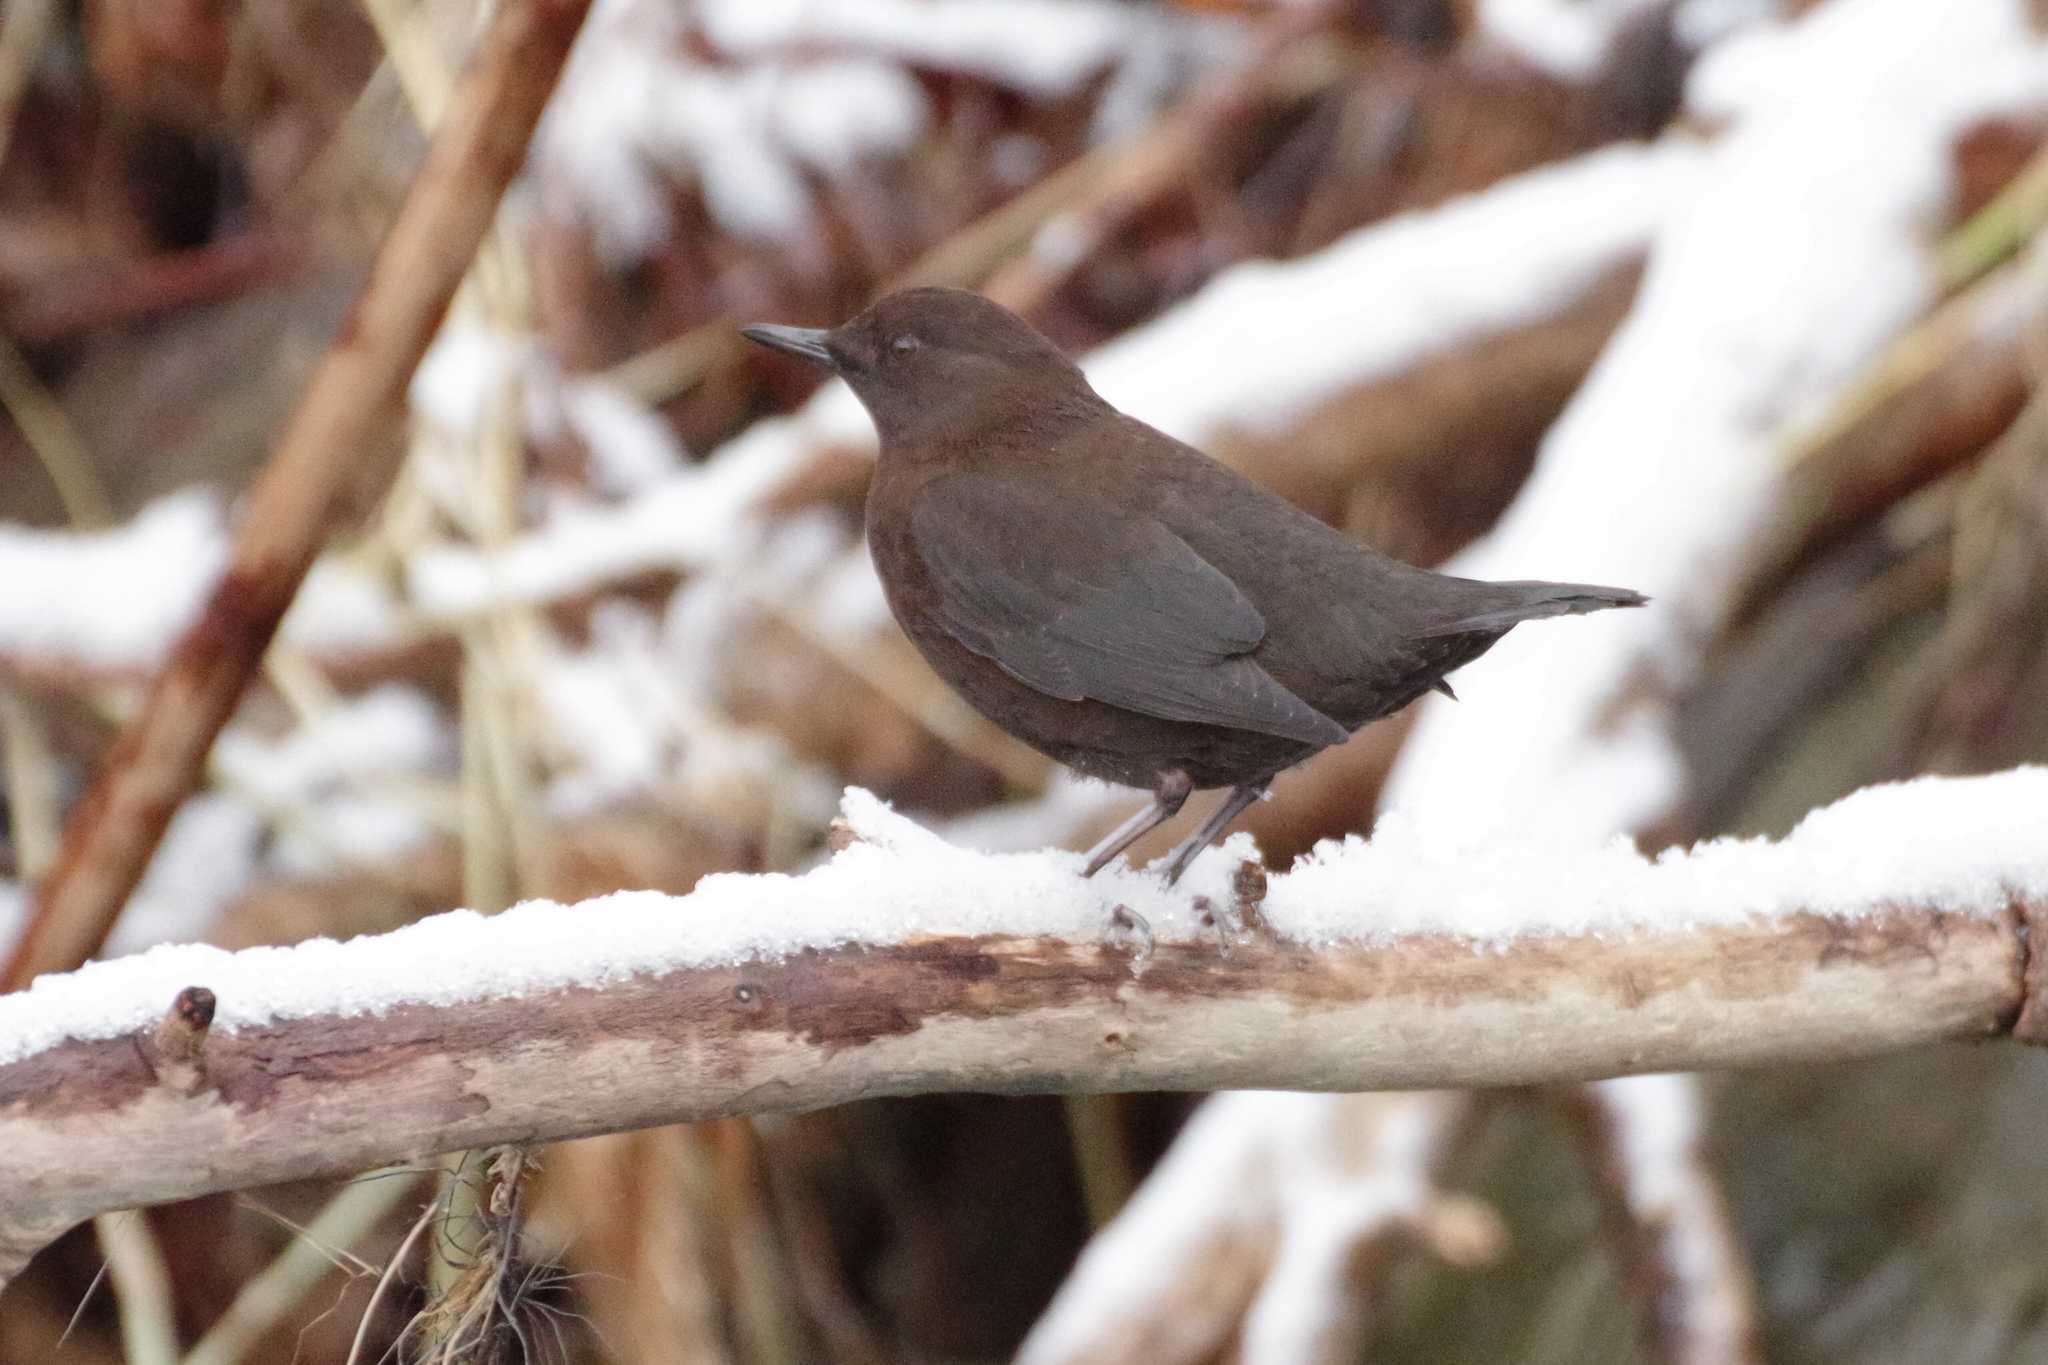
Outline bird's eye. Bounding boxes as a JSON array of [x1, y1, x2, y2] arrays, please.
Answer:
[[891, 335, 921, 355]]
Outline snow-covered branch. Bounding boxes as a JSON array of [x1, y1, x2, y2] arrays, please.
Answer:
[[3, 771, 2044, 1284]]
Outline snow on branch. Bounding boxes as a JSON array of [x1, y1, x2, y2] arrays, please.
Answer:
[[1, 769, 2045, 1281]]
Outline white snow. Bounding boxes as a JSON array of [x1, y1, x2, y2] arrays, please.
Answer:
[[1383, 0, 2048, 840], [1018, 1091, 1466, 1365], [217, 687, 442, 798], [552, 374, 687, 497], [1269, 769, 2039, 949], [1018, 1092, 1349, 1365], [405, 388, 867, 618], [1279, 768, 2048, 944], [540, 0, 1220, 256], [1, 767, 2042, 1067], [697, 0, 1231, 99], [531, 598, 837, 822], [1480, 0, 1674, 80], [1592, 1072, 1703, 1213], [1085, 139, 1699, 441], [0, 490, 225, 671], [767, 58, 932, 177], [409, 318, 531, 438], [536, 0, 934, 254], [1479, 0, 1776, 80], [280, 559, 408, 656], [1585, 1073, 1752, 1355], [0, 495, 403, 672], [1237, 1095, 1462, 1362]]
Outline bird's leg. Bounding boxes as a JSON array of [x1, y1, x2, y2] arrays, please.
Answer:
[[1082, 769, 1193, 877], [1158, 783, 1266, 886]]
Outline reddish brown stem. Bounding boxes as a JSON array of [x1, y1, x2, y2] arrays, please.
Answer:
[[0, 0, 595, 992]]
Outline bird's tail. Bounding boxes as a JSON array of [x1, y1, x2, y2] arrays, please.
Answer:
[[1417, 580, 1647, 636]]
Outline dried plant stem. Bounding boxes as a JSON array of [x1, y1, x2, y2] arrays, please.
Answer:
[[1062, 1095, 1136, 1228], [183, 1170, 428, 1365], [94, 1213, 178, 1365], [1940, 146, 2048, 290], [0, 331, 113, 528], [0, 687, 60, 877], [0, 0, 595, 993], [345, 1190, 441, 1365]]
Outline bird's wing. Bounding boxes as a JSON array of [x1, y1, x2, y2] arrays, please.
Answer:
[[909, 472, 1349, 746]]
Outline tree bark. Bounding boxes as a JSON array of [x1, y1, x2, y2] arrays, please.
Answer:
[[0, 881, 2036, 1285]]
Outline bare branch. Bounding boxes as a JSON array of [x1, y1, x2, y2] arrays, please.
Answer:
[[0, 766, 2040, 1286]]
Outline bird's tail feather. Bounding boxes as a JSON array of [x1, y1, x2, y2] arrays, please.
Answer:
[[1418, 580, 1647, 636]]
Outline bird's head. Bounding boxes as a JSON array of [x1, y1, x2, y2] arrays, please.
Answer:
[[742, 287, 1096, 448]]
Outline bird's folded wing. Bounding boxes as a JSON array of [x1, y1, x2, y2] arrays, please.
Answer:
[[910, 473, 1348, 746]]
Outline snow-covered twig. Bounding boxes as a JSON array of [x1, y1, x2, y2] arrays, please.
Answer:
[[1, 771, 2043, 1284], [0, 0, 596, 993], [1018, 1091, 1499, 1365], [1728, 249, 2048, 630], [1556, 1076, 1762, 1365]]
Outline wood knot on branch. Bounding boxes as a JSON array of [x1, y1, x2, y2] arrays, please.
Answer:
[[147, 985, 216, 1095]]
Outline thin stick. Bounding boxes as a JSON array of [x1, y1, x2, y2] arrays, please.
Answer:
[[0, 0, 596, 992]]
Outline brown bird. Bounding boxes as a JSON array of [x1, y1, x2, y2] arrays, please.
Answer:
[[743, 288, 1644, 884]]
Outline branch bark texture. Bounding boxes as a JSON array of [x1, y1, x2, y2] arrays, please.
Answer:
[[0, 880, 2035, 1283]]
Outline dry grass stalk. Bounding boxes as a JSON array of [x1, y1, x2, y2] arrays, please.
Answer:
[[92, 1211, 178, 1365], [0, 0, 596, 993], [185, 1169, 429, 1365]]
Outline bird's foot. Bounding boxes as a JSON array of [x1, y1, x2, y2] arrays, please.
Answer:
[[1155, 783, 1267, 885], [1081, 769, 1192, 877]]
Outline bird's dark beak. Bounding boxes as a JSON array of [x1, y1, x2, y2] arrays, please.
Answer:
[[740, 324, 837, 369]]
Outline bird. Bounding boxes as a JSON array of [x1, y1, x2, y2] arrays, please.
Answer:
[[742, 288, 1644, 885]]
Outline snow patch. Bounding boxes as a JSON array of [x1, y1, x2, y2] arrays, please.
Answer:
[[1086, 139, 1700, 441], [0, 491, 225, 671]]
